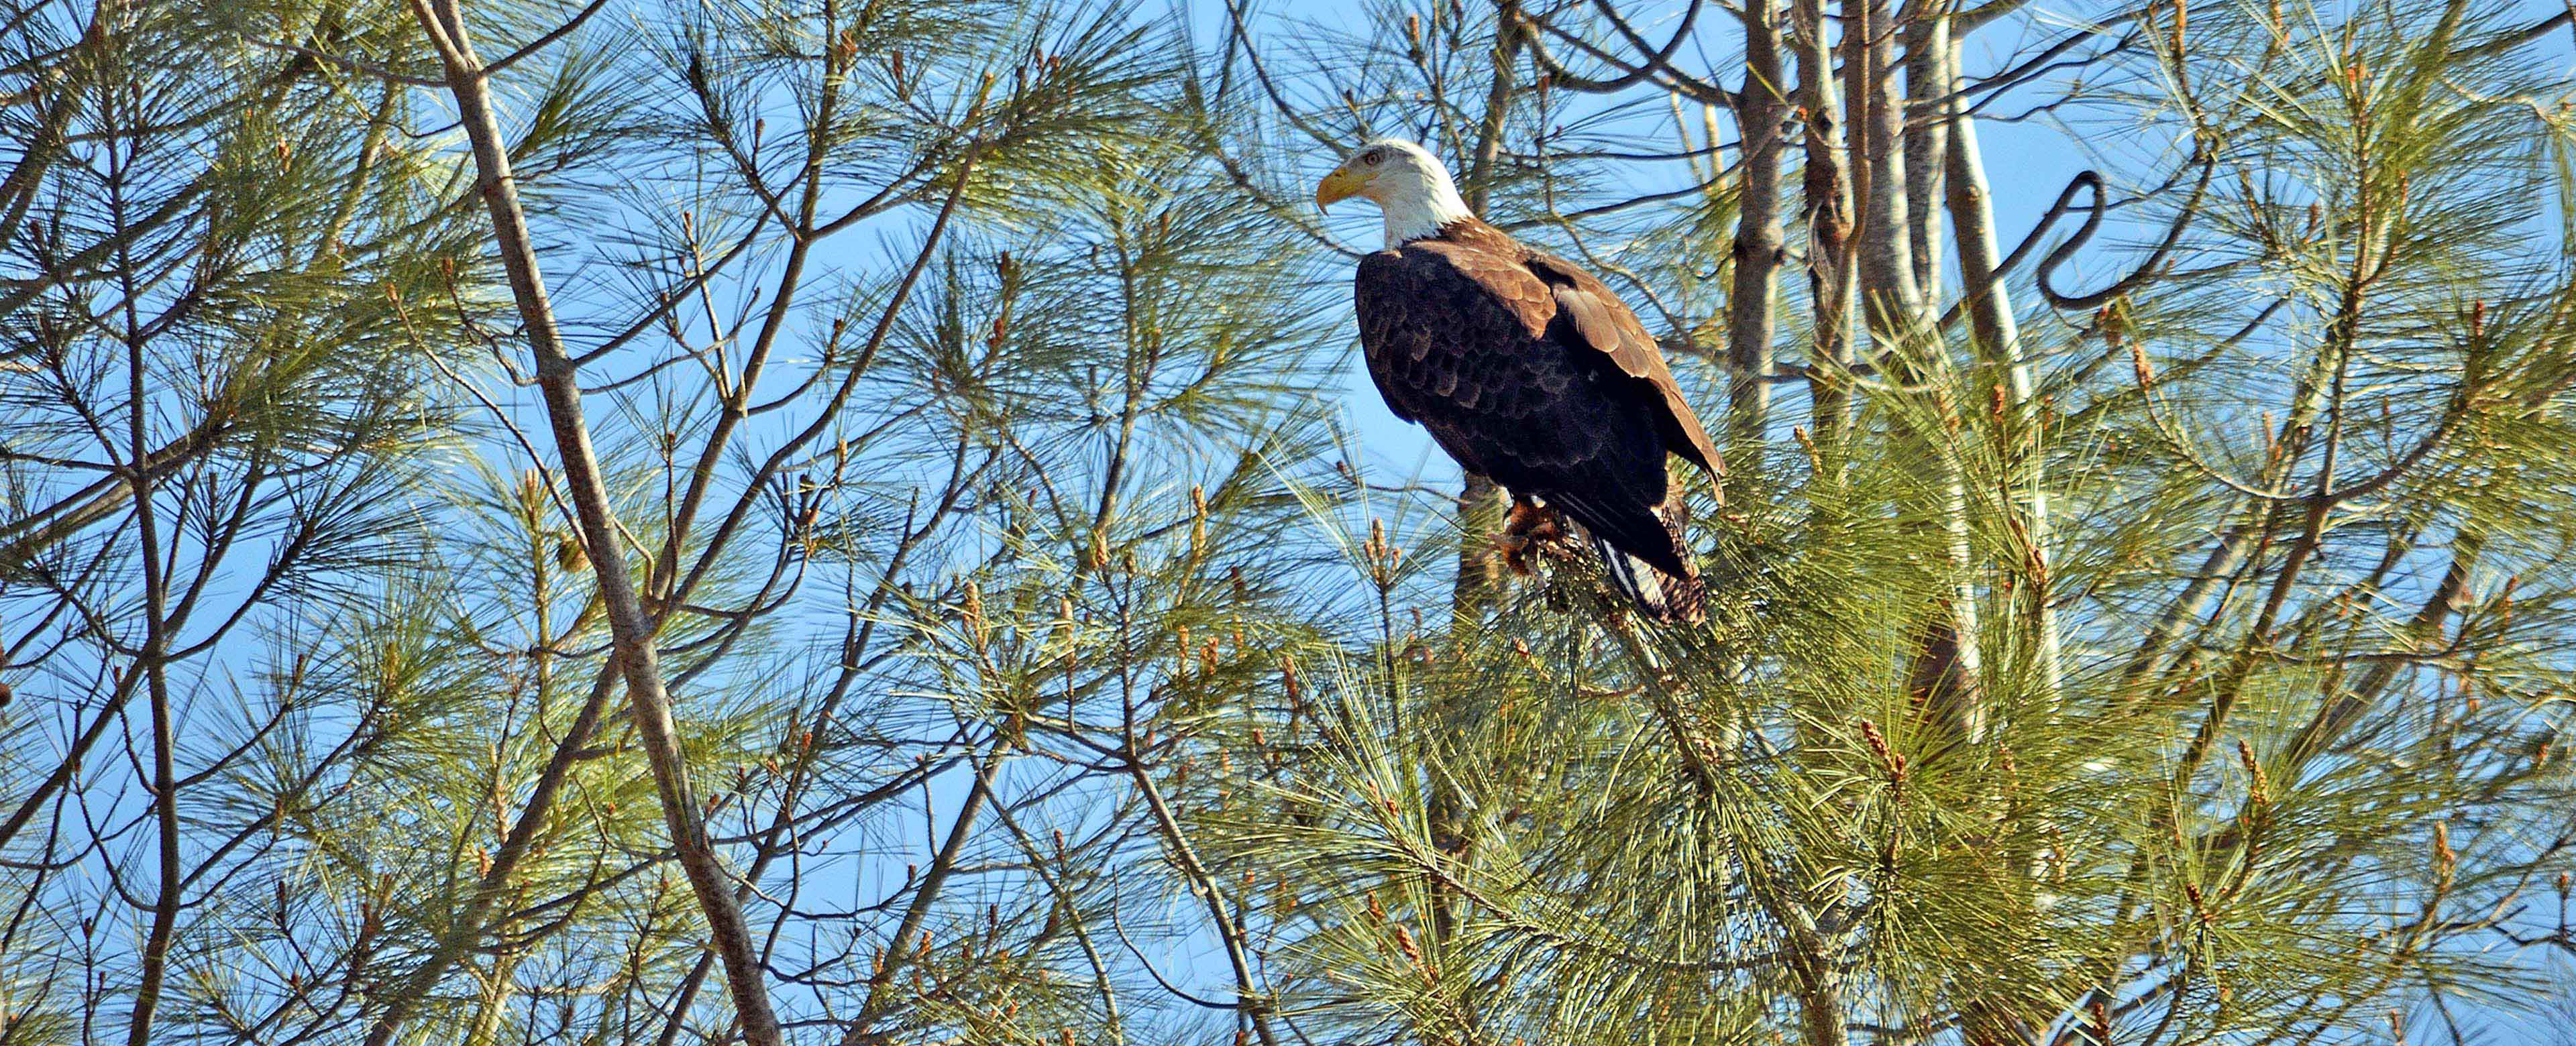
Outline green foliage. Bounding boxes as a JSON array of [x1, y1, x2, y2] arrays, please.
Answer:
[[2, 0, 2571, 1044]]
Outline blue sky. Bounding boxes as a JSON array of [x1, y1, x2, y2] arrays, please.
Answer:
[[15, 0, 2575, 1039]]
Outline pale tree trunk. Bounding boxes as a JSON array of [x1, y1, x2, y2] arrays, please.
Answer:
[[1944, 40, 2061, 705], [1903, 7, 1950, 305], [1794, 0, 1857, 446], [1707, 0, 1788, 872], [1845, 0, 1921, 335], [402, 1, 784, 1042], [1727, 0, 1789, 475]]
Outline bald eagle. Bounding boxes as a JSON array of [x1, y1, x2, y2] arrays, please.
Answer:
[[1317, 139, 1721, 622]]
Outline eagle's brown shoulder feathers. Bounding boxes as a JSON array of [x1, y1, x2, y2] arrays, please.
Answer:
[[1351, 217, 1719, 620]]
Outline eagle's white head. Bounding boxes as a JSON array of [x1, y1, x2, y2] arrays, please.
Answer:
[[1314, 138, 1476, 248]]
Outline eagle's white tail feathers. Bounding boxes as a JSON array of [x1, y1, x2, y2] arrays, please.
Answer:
[[1589, 532, 1705, 624], [1590, 533, 1664, 614]]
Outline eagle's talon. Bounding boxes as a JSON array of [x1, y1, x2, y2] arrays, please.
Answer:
[[1503, 499, 1560, 540], [1499, 499, 1569, 576]]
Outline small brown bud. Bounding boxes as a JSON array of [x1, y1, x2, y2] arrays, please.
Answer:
[[1859, 719, 1905, 782], [2236, 739, 2269, 807], [2432, 821, 2457, 886]]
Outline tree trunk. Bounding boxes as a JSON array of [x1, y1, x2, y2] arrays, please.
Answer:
[[1902, 8, 1951, 306], [1944, 40, 2061, 704], [405, 1, 784, 1041], [1794, 0, 1857, 447], [1727, 0, 1789, 477]]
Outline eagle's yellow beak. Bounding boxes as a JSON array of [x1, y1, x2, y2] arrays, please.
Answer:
[[1315, 166, 1366, 209]]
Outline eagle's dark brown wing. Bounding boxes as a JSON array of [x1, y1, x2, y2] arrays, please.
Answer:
[[1519, 251, 1725, 479], [1352, 237, 1692, 585]]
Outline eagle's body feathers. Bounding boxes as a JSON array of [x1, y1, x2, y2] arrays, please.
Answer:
[[1351, 219, 1718, 621]]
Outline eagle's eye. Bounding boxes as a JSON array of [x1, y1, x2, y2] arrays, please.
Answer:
[[1360, 148, 1385, 166]]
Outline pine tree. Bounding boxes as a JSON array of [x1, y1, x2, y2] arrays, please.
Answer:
[[1, 0, 2570, 1044]]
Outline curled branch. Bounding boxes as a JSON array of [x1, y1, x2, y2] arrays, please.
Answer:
[[1522, 0, 1729, 104], [2037, 152, 2216, 311]]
